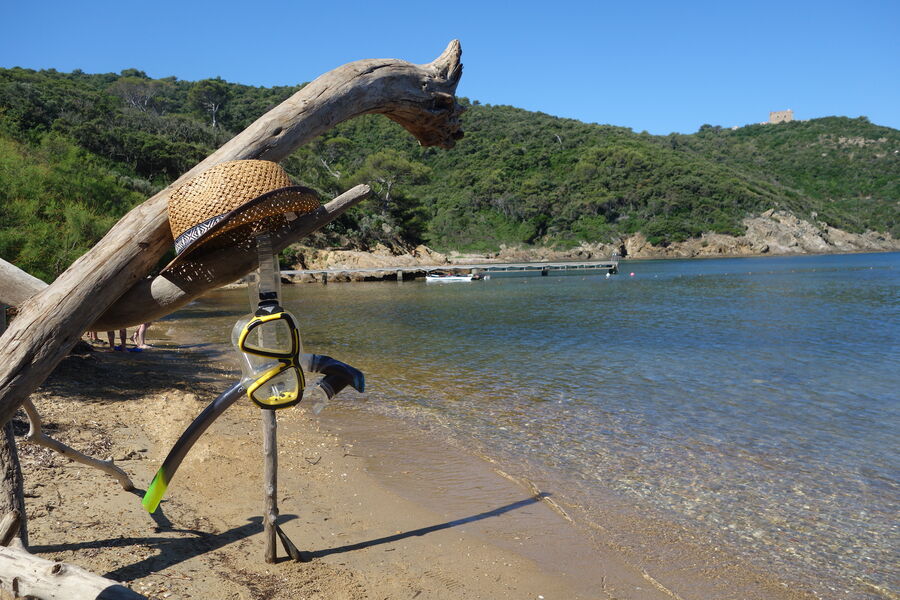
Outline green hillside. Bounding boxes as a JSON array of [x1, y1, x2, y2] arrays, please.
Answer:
[[1, 67, 897, 281]]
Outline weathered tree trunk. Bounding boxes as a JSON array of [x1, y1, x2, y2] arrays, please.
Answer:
[[0, 41, 463, 426], [0, 427, 25, 550], [0, 263, 45, 309], [0, 312, 26, 547]]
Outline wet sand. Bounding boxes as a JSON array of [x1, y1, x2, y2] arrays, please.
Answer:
[[16, 341, 817, 599]]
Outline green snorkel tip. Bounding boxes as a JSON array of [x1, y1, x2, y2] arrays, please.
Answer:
[[142, 470, 169, 513]]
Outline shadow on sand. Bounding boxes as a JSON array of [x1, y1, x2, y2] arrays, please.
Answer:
[[35, 345, 234, 405], [306, 494, 548, 559], [30, 494, 547, 578]]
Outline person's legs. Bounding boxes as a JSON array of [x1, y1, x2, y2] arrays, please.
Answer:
[[106, 331, 114, 348], [134, 323, 151, 349], [118, 329, 127, 350]]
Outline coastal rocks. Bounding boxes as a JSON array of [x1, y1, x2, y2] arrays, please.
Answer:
[[742, 210, 831, 254], [487, 242, 622, 263], [412, 244, 449, 264], [624, 234, 655, 258], [285, 243, 449, 271], [491, 245, 562, 263], [740, 210, 898, 255], [613, 210, 899, 259]]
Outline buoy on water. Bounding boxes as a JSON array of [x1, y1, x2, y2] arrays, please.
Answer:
[[630, 272, 635, 277]]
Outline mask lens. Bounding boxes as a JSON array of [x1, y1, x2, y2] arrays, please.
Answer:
[[250, 367, 302, 408], [242, 317, 295, 356]]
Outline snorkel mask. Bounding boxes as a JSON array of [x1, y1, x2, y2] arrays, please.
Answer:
[[232, 305, 304, 409], [231, 234, 304, 409]]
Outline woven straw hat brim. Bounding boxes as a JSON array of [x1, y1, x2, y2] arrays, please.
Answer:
[[161, 185, 320, 274]]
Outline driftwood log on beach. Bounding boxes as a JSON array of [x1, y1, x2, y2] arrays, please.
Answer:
[[0, 512, 146, 599], [0, 40, 464, 427]]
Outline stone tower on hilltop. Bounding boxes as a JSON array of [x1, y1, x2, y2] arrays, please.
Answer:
[[769, 109, 794, 124]]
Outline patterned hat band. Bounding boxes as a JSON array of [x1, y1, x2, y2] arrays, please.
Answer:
[[174, 213, 228, 255]]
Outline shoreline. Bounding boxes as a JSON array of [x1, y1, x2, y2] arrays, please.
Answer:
[[17, 336, 821, 598], [277, 246, 899, 285], [319, 405, 822, 600]]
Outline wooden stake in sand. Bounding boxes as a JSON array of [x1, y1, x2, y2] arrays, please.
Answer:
[[250, 233, 304, 563], [255, 234, 281, 562]]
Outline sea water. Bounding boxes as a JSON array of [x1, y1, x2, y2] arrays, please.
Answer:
[[171, 252, 898, 598]]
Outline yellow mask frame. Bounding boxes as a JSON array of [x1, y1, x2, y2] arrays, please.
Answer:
[[237, 311, 305, 409]]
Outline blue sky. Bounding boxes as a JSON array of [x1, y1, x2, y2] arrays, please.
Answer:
[[3, 0, 898, 134]]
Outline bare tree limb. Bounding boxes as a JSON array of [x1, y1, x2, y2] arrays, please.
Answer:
[[0, 510, 19, 547], [0, 41, 464, 426], [20, 400, 134, 491]]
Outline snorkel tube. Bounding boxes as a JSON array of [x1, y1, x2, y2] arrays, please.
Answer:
[[142, 381, 245, 513]]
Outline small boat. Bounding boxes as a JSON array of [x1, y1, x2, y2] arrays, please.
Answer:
[[425, 271, 474, 283]]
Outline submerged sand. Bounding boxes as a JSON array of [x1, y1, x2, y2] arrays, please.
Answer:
[[16, 341, 817, 599]]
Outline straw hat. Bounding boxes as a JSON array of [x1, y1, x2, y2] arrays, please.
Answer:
[[163, 160, 320, 270]]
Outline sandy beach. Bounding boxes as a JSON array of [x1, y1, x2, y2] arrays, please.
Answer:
[[16, 339, 818, 599]]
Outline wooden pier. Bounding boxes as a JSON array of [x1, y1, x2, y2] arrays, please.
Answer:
[[282, 259, 619, 283]]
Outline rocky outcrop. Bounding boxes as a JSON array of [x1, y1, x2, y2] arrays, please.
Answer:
[[539, 210, 898, 261], [692, 210, 897, 258], [287, 243, 449, 271]]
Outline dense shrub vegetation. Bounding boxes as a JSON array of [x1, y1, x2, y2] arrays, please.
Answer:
[[1, 67, 897, 281]]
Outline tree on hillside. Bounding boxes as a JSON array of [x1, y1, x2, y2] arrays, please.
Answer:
[[353, 149, 430, 211], [107, 77, 164, 112], [316, 136, 353, 180], [119, 68, 149, 79], [188, 77, 230, 128], [346, 149, 431, 247]]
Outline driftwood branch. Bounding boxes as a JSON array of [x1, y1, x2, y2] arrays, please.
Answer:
[[0, 41, 464, 426], [93, 184, 369, 330], [21, 400, 134, 491], [0, 520, 146, 599], [0, 511, 19, 548]]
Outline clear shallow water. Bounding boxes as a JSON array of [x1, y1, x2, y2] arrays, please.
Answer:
[[168, 252, 899, 598]]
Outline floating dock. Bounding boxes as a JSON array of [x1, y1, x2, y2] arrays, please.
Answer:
[[282, 260, 619, 283]]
